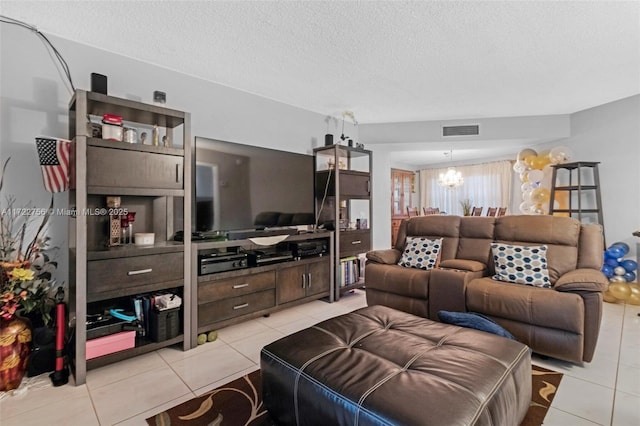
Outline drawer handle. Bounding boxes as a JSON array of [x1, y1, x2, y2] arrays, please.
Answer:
[[233, 303, 249, 310], [127, 268, 152, 275], [233, 283, 249, 289], [351, 240, 362, 245], [302, 274, 306, 288], [176, 164, 182, 183]]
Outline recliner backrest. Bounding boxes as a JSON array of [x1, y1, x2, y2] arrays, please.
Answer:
[[396, 215, 461, 262], [457, 217, 496, 265], [493, 215, 581, 284]]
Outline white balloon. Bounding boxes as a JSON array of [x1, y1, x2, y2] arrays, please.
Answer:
[[513, 161, 528, 174], [523, 189, 533, 202], [517, 149, 538, 161], [549, 146, 573, 164], [614, 266, 626, 276], [521, 182, 532, 192], [519, 201, 533, 214], [528, 169, 544, 183]]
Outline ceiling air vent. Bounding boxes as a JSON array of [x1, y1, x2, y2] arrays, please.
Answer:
[[442, 125, 479, 137]]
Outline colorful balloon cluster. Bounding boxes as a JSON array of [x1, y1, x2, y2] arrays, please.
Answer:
[[602, 242, 640, 305], [513, 146, 573, 215]]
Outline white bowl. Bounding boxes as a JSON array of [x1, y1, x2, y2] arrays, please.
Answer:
[[134, 233, 155, 246]]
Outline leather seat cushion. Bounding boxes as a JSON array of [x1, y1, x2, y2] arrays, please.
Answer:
[[261, 305, 531, 426], [466, 277, 585, 333], [364, 263, 431, 299]]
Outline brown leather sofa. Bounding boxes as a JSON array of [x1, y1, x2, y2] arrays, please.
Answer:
[[365, 215, 608, 363]]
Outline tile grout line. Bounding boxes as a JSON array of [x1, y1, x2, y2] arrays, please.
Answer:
[[608, 303, 627, 426], [109, 350, 195, 425]]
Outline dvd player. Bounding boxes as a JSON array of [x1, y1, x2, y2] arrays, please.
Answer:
[[198, 251, 248, 275], [290, 240, 328, 258], [247, 250, 294, 267]]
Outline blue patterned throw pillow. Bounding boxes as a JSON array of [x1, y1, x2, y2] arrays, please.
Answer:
[[438, 311, 515, 340], [398, 237, 442, 270], [491, 243, 551, 288]]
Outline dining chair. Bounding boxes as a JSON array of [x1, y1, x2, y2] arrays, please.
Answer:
[[407, 206, 419, 217], [497, 207, 507, 217], [486, 207, 497, 216], [471, 206, 483, 216]]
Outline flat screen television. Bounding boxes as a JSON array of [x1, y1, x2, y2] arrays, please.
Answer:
[[194, 137, 316, 238]]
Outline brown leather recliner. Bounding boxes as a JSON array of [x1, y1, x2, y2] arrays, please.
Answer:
[[365, 215, 608, 363]]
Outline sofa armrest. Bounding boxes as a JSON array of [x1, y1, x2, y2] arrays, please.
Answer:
[[366, 249, 402, 265], [554, 269, 608, 293], [428, 268, 481, 321]]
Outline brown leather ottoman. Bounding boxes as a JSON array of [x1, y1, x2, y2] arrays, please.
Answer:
[[261, 305, 531, 426]]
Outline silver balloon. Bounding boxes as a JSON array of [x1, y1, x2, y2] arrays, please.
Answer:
[[610, 276, 626, 283]]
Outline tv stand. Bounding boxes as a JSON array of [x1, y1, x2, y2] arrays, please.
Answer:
[[190, 231, 334, 347]]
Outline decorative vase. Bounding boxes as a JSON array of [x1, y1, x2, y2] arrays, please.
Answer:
[[0, 315, 32, 392]]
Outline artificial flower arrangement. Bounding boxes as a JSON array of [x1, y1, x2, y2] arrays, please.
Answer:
[[0, 158, 57, 324]]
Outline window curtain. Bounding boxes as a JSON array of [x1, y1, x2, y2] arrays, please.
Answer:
[[419, 160, 512, 215]]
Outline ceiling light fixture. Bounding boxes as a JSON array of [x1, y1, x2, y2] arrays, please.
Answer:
[[438, 150, 464, 189]]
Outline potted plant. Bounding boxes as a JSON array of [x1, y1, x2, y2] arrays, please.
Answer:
[[460, 198, 472, 216], [1, 158, 57, 391]]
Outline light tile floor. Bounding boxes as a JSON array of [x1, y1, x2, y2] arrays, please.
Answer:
[[1, 290, 639, 425]]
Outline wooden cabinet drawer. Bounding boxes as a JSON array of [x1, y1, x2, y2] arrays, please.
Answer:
[[199, 271, 275, 303], [339, 171, 370, 197], [315, 170, 370, 198], [339, 231, 371, 255], [198, 290, 275, 325], [87, 252, 183, 297], [87, 146, 183, 190]]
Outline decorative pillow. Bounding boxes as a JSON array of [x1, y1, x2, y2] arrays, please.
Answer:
[[438, 311, 515, 340], [491, 243, 551, 288], [398, 237, 442, 270]]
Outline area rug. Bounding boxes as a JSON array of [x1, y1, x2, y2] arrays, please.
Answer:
[[147, 365, 562, 426]]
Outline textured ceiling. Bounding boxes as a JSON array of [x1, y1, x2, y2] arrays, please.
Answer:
[[2, 1, 640, 165]]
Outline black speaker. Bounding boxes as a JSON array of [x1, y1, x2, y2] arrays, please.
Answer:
[[27, 326, 56, 377], [91, 72, 107, 95], [324, 134, 333, 146]]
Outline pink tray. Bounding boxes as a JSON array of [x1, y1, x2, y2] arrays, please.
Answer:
[[86, 331, 136, 359]]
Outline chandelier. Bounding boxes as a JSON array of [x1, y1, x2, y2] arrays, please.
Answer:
[[438, 150, 464, 189]]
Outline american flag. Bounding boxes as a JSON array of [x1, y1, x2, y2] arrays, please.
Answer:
[[35, 137, 71, 193]]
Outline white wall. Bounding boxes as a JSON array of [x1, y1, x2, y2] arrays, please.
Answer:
[[361, 115, 571, 249], [0, 25, 342, 286], [361, 97, 639, 251], [2, 22, 638, 274], [565, 95, 640, 255]]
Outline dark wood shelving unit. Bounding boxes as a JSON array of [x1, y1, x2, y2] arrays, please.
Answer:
[[69, 90, 191, 385], [314, 145, 372, 300], [549, 161, 604, 241]]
